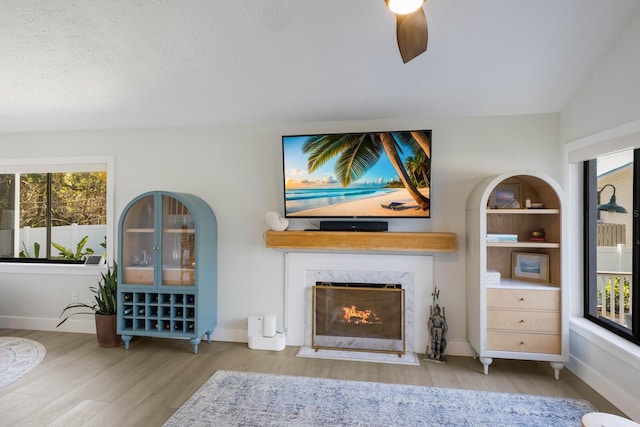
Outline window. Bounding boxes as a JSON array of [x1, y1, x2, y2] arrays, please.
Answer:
[[584, 148, 638, 344], [0, 158, 112, 264]]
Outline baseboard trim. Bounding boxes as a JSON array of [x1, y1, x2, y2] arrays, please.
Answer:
[[445, 341, 476, 357], [0, 315, 96, 334], [211, 327, 249, 343], [568, 354, 639, 421], [0, 319, 477, 361], [569, 318, 640, 421]]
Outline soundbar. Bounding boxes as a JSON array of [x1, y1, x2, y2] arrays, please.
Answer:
[[319, 221, 388, 232]]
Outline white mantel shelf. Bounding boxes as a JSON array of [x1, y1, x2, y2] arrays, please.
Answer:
[[264, 230, 457, 253]]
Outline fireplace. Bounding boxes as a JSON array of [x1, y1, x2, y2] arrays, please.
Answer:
[[285, 253, 433, 364], [312, 282, 405, 354]]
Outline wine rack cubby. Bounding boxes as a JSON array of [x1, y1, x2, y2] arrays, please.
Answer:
[[120, 292, 197, 333]]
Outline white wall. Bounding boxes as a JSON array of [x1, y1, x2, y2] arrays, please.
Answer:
[[560, 11, 640, 143], [0, 114, 560, 355], [560, 8, 640, 422]]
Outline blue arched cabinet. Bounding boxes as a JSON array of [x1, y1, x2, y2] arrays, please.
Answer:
[[117, 191, 217, 353]]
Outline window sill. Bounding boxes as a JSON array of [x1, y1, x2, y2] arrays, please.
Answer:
[[0, 262, 106, 276], [570, 317, 640, 366]]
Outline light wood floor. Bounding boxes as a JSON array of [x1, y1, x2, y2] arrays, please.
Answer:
[[0, 328, 626, 426]]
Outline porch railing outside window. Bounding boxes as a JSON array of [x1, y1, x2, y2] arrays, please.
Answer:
[[597, 271, 633, 329]]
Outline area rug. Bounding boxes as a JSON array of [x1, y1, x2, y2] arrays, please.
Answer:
[[163, 370, 597, 426], [0, 337, 46, 389]]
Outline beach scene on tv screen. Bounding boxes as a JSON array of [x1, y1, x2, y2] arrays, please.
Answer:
[[283, 131, 431, 217]]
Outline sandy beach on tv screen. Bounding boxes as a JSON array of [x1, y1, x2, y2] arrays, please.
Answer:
[[290, 188, 430, 217]]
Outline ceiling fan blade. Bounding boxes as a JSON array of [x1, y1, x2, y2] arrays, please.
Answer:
[[396, 8, 428, 63]]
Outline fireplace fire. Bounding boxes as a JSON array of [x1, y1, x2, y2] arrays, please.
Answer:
[[340, 304, 382, 326], [312, 282, 405, 355]]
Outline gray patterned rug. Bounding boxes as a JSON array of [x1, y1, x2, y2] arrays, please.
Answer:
[[163, 370, 597, 426], [0, 337, 46, 389]]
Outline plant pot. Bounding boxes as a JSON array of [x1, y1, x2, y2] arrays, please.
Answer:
[[95, 313, 123, 347]]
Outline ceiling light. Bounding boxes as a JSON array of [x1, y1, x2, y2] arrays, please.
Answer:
[[387, 0, 425, 15]]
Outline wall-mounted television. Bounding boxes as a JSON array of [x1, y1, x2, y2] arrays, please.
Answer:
[[282, 130, 431, 218]]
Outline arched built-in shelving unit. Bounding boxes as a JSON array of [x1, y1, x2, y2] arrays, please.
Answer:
[[466, 170, 568, 379]]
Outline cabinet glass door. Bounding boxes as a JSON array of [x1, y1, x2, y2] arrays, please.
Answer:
[[162, 195, 195, 286], [122, 195, 155, 285]]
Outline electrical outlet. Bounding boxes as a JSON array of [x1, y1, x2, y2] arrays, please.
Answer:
[[72, 291, 79, 302]]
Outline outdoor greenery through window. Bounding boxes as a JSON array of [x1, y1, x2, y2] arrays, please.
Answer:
[[584, 148, 638, 344], [0, 170, 107, 262]]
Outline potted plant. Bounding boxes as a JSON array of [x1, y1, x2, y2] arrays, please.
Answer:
[[57, 262, 122, 347]]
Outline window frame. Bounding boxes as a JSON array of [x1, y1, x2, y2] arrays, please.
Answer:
[[583, 152, 639, 345], [0, 156, 114, 267]]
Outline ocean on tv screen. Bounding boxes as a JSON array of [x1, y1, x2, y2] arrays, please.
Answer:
[[285, 186, 394, 214], [284, 185, 430, 218]]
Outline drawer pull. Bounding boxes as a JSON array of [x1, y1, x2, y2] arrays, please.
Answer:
[[519, 319, 525, 323], [519, 298, 525, 302], [519, 341, 526, 345]]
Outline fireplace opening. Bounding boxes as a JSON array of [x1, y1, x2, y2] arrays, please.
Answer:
[[312, 282, 405, 355]]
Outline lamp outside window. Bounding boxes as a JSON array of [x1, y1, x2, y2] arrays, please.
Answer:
[[386, 0, 425, 15], [597, 183, 627, 214]]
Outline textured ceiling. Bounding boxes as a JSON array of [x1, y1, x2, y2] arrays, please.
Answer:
[[1, 0, 639, 133]]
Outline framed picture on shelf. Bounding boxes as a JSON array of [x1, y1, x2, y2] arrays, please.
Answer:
[[511, 252, 549, 283], [488, 184, 522, 209]]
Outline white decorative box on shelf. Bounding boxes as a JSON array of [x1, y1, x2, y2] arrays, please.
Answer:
[[486, 270, 501, 286]]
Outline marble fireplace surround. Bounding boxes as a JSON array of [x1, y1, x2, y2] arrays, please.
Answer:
[[284, 253, 433, 363]]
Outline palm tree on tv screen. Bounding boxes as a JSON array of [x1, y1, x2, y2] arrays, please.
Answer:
[[405, 152, 430, 188], [302, 131, 430, 210]]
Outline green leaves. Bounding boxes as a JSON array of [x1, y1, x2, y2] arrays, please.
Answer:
[[19, 241, 40, 258], [56, 262, 118, 327], [91, 264, 117, 315], [52, 235, 95, 261]]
